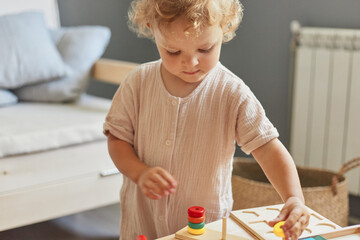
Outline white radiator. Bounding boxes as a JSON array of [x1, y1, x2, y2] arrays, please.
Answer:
[[290, 21, 360, 195]]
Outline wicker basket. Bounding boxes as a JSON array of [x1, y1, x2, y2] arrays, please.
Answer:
[[231, 157, 360, 227]]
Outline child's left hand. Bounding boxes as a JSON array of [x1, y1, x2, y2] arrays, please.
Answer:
[[268, 196, 310, 240]]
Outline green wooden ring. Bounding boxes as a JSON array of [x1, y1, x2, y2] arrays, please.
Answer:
[[188, 221, 205, 229]]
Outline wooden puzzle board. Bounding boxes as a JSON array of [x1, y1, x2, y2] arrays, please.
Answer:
[[318, 225, 360, 240], [229, 204, 341, 240], [325, 233, 360, 240]]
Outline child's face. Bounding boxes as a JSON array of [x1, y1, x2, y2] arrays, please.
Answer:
[[152, 17, 223, 84]]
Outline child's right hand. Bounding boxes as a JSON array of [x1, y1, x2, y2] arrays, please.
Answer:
[[138, 166, 178, 200]]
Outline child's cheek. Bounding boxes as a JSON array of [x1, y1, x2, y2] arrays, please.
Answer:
[[163, 57, 180, 72]]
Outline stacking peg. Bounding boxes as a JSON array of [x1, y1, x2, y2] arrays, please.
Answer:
[[187, 206, 205, 235]]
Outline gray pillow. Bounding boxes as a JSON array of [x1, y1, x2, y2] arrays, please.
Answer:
[[0, 11, 68, 89], [14, 26, 111, 102], [0, 89, 18, 107]]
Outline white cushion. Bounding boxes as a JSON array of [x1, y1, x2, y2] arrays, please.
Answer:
[[0, 89, 18, 107], [0, 94, 110, 158], [14, 25, 111, 102], [0, 11, 68, 89]]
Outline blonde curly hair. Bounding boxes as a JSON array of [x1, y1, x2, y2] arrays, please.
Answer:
[[128, 0, 243, 42]]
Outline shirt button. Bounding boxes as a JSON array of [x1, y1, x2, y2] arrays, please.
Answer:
[[172, 100, 177, 106], [165, 140, 171, 146], [159, 215, 164, 221]]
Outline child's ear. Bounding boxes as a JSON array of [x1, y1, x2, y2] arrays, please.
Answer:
[[147, 23, 154, 34]]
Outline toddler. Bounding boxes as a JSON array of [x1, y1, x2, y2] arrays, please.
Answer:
[[104, 0, 310, 239]]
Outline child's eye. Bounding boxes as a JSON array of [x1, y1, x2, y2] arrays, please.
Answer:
[[167, 50, 181, 56], [199, 47, 213, 53]]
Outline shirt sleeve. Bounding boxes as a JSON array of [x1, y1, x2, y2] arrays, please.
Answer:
[[235, 84, 279, 155], [103, 69, 139, 145]]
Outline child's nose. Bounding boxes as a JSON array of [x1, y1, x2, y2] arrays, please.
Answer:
[[183, 55, 199, 66]]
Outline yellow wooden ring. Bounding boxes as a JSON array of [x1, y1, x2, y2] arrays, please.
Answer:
[[187, 226, 205, 235], [273, 221, 285, 237]]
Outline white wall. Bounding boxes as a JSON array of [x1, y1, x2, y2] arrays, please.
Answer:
[[0, 0, 60, 28]]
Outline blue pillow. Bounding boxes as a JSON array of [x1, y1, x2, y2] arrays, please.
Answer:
[[0, 89, 18, 107], [14, 26, 111, 102], [0, 12, 68, 89]]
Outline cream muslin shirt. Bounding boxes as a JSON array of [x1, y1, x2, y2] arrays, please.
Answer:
[[104, 59, 279, 239]]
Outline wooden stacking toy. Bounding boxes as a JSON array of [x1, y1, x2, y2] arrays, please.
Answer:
[[187, 206, 205, 235]]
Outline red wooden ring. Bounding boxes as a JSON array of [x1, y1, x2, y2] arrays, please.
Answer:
[[136, 235, 147, 240], [188, 206, 205, 218], [188, 215, 205, 224]]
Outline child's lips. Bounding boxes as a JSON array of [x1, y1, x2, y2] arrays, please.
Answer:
[[183, 70, 200, 75]]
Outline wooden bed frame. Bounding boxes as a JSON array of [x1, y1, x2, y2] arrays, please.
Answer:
[[0, 0, 137, 231]]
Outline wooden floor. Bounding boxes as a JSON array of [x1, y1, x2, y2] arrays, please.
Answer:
[[0, 204, 120, 240]]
